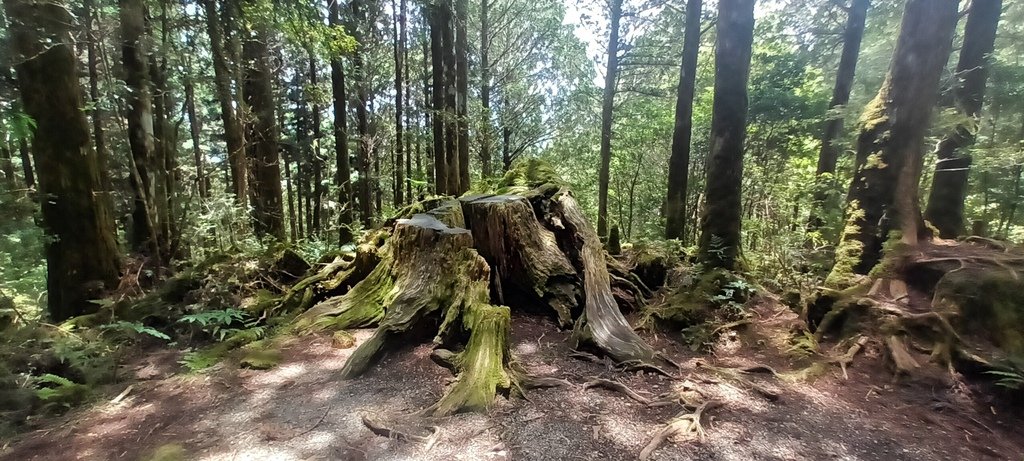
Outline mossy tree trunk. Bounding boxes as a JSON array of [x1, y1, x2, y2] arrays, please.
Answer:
[[5, 0, 121, 321], [923, 0, 1002, 239], [696, 0, 755, 271], [285, 161, 668, 415], [829, 0, 959, 283]]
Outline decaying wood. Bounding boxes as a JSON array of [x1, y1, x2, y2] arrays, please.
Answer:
[[461, 194, 578, 327], [287, 165, 670, 415]]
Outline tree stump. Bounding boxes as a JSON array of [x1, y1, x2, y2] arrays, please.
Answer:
[[285, 161, 671, 414]]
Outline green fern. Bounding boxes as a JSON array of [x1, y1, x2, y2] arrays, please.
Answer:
[[986, 370, 1024, 389], [101, 321, 171, 340]]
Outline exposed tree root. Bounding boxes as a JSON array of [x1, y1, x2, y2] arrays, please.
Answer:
[[639, 400, 722, 460], [520, 376, 571, 390], [828, 335, 869, 380], [583, 378, 652, 405], [696, 362, 781, 401], [884, 335, 920, 375], [361, 414, 440, 449]]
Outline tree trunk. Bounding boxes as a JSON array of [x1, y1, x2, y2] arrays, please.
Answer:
[[441, 0, 460, 195], [429, 3, 448, 194], [0, 143, 15, 190], [696, 0, 756, 271], [923, 0, 1002, 239], [185, 78, 208, 199], [202, 0, 247, 205], [243, 22, 285, 240], [309, 52, 324, 236], [149, 6, 175, 255], [352, 0, 373, 226], [597, 0, 622, 238], [5, 0, 121, 320], [120, 0, 163, 259], [829, 0, 958, 283], [807, 0, 868, 233], [328, 0, 354, 244], [17, 138, 32, 188], [664, 0, 701, 241], [479, 0, 492, 179], [455, 0, 470, 194], [392, 0, 405, 206], [84, 0, 110, 195]]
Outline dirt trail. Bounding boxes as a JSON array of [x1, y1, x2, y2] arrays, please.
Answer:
[[2, 302, 1021, 461]]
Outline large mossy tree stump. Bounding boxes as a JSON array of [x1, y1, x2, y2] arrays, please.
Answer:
[[283, 160, 670, 415]]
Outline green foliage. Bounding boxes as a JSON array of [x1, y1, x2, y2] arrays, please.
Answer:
[[986, 369, 1024, 390], [32, 373, 90, 411], [100, 321, 171, 341], [178, 346, 228, 373], [179, 308, 258, 341]]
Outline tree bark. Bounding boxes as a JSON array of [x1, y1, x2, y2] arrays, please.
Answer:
[[664, 0, 702, 241], [120, 0, 163, 259], [392, 0, 406, 206], [923, 0, 1002, 239], [429, 3, 448, 194], [441, 0, 460, 195], [5, 0, 121, 320], [830, 0, 958, 282], [309, 52, 324, 236], [597, 0, 622, 238], [243, 20, 285, 240], [17, 138, 32, 188], [0, 143, 15, 190], [455, 0, 470, 194], [84, 0, 110, 195], [807, 0, 868, 233], [185, 78, 208, 199], [479, 0, 492, 179], [696, 0, 756, 270], [328, 0, 354, 244], [202, 0, 247, 204], [352, 0, 373, 226]]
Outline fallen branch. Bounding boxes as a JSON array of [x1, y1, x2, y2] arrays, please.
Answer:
[[639, 400, 722, 460]]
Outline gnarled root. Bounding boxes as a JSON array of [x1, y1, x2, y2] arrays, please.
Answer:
[[361, 414, 440, 450], [583, 378, 651, 405], [640, 400, 722, 460], [828, 335, 869, 380]]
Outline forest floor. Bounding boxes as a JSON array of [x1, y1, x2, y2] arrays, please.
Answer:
[[1, 299, 1022, 461]]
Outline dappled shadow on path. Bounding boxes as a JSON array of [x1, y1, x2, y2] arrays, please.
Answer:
[[2, 305, 1022, 461]]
